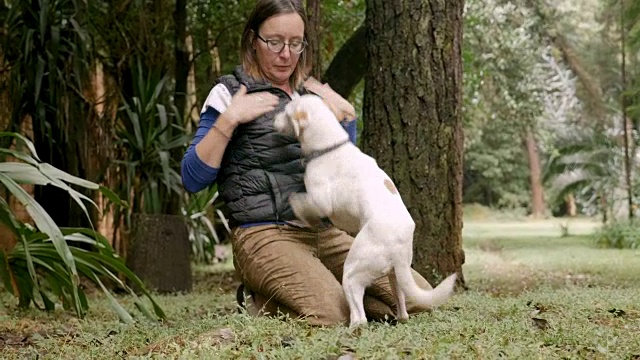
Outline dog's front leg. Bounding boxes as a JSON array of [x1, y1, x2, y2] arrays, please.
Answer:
[[289, 192, 326, 226]]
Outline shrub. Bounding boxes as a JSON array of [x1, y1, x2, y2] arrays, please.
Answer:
[[593, 221, 640, 249]]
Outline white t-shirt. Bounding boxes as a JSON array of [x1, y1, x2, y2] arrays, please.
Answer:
[[200, 83, 301, 115]]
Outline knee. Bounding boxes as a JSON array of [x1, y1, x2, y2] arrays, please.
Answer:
[[302, 298, 350, 327]]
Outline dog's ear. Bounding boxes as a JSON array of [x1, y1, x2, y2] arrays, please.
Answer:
[[291, 106, 309, 138]]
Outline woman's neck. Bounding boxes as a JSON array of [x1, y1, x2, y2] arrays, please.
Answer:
[[273, 82, 292, 95]]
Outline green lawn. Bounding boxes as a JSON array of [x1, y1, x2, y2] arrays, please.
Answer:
[[2, 219, 639, 359]]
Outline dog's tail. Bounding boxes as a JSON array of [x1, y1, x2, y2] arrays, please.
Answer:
[[395, 266, 457, 309]]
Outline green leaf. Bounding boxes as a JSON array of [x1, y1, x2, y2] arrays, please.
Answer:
[[0, 163, 50, 185], [99, 185, 129, 209], [0, 132, 40, 161], [95, 276, 134, 324], [0, 172, 82, 315], [39, 163, 99, 189], [0, 149, 39, 166]]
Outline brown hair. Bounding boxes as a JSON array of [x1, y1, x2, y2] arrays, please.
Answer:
[[240, 0, 311, 89]]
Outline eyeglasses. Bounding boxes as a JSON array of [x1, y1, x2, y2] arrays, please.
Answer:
[[255, 33, 307, 54]]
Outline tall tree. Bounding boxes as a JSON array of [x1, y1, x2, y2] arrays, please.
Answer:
[[322, 25, 366, 98], [306, 0, 323, 79], [363, 0, 465, 285]]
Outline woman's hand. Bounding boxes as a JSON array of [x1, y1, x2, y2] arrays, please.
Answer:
[[224, 85, 280, 126], [304, 77, 356, 121]]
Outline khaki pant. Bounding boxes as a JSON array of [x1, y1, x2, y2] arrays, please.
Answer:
[[231, 223, 433, 326]]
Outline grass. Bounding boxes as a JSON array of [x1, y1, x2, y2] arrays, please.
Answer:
[[2, 219, 640, 359]]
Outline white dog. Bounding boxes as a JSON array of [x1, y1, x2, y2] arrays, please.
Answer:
[[274, 95, 457, 327]]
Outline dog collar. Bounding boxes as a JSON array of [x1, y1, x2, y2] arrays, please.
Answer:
[[302, 138, 351, 165]]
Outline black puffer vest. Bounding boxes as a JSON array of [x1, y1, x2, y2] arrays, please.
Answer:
[[216, 66, 308, 226]]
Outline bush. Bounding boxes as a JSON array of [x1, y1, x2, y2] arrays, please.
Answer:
[[0, 132, 165, 322], [593, 221, 640, 249]]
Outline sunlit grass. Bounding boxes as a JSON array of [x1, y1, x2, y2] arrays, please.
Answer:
[[2, 218, 639, 359]]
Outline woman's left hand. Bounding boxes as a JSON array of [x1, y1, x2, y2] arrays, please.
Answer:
[[304, 77, 356, 121]]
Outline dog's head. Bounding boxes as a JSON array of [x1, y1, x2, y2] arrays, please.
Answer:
[[273, 95, 336, 139]]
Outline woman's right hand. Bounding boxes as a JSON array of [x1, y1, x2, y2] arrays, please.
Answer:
[[224, 85, 280, 126]]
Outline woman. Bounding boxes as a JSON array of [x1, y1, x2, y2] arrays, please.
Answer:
[[181, 0, 433, 326]]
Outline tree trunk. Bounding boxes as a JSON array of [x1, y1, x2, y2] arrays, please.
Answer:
[[565, 194, 577, 217], [363, 0, 465, 286], [185, 34, 199, 132], [0, 49, 16, 251], [306, 0, 323, 80], [524, 128, 546, 218], [89, 60, 121, 248], [322, 25, 367, 98], [620, 0, 633, 220], [207, 29, 222, 83], [173, 0, 189, 120], [168, 0, 189, 216]]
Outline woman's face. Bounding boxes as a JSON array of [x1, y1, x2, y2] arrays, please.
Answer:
[[254, 12, 305, 88]]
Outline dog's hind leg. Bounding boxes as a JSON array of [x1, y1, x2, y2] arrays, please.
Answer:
[[342, 269, 368, 328], [343, 228, 383, 328], [388, 270, 409, 322], [289, 192, 326, 226]]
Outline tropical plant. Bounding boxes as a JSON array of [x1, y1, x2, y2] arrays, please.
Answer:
[[544, 130, 625, 220], [113, 59, 191, 227], [0, 132, 165, 323], [182, 185, 231, 264]]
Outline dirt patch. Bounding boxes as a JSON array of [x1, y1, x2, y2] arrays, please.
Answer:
[[192, 269, 240, 294], [0, 323, 78, 348]]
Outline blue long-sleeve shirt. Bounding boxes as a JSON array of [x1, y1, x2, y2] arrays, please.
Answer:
[[181, 107, 358, 193]]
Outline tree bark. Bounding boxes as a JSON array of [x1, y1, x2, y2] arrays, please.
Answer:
[[185, 34, 199, 132], [524, 128, 546, 218], [322, 25, 367, 98], [173, 0, 189, 123], [363, 0, 465, 286], [565, 194, 577, 217], [306, 0, 323, 80], [620, 0, 633, 219], [0, 48, 16, 251], [168, 0, 189, 216], [207, 29, 222, 83]]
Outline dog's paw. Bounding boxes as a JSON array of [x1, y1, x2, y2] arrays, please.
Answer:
[[348, 320, 368, 335], [289, 193, 324, 226]]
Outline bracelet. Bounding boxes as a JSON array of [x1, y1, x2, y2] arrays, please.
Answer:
[[211, 125, 231, 141]]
